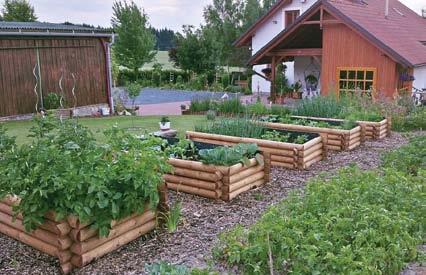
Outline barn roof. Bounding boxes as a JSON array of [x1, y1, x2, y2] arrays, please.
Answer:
[[0, 21, 112, 37], [247, 0, 426, 67]]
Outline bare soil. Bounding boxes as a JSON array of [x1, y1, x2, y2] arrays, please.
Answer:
[[0, 132, 423, 275]]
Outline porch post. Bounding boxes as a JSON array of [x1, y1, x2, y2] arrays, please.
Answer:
[[271, 56, 277, 101]]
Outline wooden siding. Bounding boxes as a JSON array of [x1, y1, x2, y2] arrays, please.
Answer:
[[321, 24, 398, 98], [0, 37, 108, 117]]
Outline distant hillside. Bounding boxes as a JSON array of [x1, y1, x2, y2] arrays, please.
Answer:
[[142, 51, 178, 70]]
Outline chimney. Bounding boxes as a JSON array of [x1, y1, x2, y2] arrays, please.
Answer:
[[385, 0, 389, 19]]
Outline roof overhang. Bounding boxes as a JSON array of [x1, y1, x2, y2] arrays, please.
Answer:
[[249, 0, 414, 68], [0, 31, 113, 39]]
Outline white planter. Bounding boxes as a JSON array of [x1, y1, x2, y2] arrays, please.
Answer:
[[101, 107, 110, 116], [159, 122, 171, 131]]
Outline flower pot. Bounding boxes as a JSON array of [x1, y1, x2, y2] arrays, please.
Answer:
[[159, 122, 171, 131]]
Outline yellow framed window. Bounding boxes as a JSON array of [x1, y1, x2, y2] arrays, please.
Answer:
[[337, 67, 376, 97]]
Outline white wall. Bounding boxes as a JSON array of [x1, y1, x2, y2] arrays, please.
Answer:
[[413, 66, 426, 91], [250, 0, 318, 93]]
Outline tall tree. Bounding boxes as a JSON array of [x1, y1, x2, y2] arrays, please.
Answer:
[[1, 0, 37, 22], [262, 0, 278, 13], [242, 0, 262, 30], [111, 0, 156, 78], [203, 0, 246, 67], [152, 28, 176, 51]]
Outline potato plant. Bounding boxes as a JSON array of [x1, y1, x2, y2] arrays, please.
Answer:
[[0, 115, 171, 236]]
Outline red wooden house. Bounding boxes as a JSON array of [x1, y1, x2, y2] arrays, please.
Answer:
[[237, 0, 426, 100]]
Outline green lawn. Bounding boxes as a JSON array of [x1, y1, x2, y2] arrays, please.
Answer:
[[2, 115, 205, 144]]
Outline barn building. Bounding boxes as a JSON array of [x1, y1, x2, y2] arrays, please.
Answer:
[[0, 22, 113, 117], [235, 0, 426, 100]]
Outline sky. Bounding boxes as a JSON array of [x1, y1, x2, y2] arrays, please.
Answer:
[[2, 0, 425, 32]]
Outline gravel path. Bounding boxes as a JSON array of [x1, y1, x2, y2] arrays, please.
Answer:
[[1, 132, 422, 275], [113, 88, 238, 107]]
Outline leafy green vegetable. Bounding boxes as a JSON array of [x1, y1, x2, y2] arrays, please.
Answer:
[[0, 115, 171, 236], [261, 130, 290, 143], [198, 143, 261, 166]]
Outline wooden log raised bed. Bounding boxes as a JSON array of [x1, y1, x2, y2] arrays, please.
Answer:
[[0, 185, 167, 273], [165, 154, 270, 201], [186, 131, 326, 169], [291, 115, 391, 140], [259, 121, 362, 151]]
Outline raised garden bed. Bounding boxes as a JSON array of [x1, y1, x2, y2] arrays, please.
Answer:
[[0, 189, 167, 274], [258, 116, 363, 151], [186, 131, 325, 169], [163, 142, 270, 200], [165, 155, 270, 201], [291, 115, 391, 140]]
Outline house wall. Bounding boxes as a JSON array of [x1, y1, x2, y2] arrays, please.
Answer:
[[321, 24, 398, 98], [0, 37, 109, 117], [413, 66, 426, 91], [251, 0, 317, 93]]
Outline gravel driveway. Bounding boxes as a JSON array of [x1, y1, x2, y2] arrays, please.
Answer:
[[1, 132, 424, 275], [113, 88, 238, 107]]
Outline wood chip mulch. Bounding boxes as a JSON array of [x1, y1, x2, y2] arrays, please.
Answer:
[[1, 132, 424, 275]]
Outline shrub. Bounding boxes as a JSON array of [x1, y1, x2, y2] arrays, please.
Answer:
[[43, 93, 62, 110], [215, 166, 425, 274], [206, 110, 216, 121], [246, 101, 269, 116], [0, 116, 171, 236], [270, 105, 291, 117], [392, 107, 426, 132], [293, 95, 343, 118], [189, 99, 212, 113]]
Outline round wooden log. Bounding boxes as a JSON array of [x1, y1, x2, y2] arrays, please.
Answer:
[[166, 182, 220, 199], [302, 143, 324, 157], [304, 155, 323, 168], [0, 211, 72, 250], [1, 198, 61, 223], [172, 167, 222, 182], [270, 155, 296, 164], [0, 221, 58, 257], [167, 158, 219, 174], [57, 250, 72, 263], [225, 179, 265, 201], [303, 149, 323, 164], [70, 220, 157, 268], [229, 165, 265, 185], [349, 131, 361, 139], [349, 126, 362, 135], [229, 158, 260, 175], [327, 145, 342, 151], [71, 212, 156, 255], [303, 137, 322, 150], [348, 141, 361, 150], [260, 121, 348, 135], [349, 137, 361, 146], [164, 174, 219, 191], [186, 131, 304, 150], [61, 262, 73, 274], [0, 202, 21, 218], [291, 115, 344, 123], [327, 139, 342, 146], [67, 216, 90, 230], [271, 161, 296, 169], [229, 171, 265, 193]]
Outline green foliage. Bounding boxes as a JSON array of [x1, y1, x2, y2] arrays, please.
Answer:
[[195, 118, 264, 139], [0, 116, 171, 236], [392, 107, 426, 132], [216, 166, 425, 274], [164, 202, 182, 233], [246, 101, 269, 116], [199, 143, 261, 166], [270, 105, 291, 117], [1, 0, 37, 22], [161, 116, 170, 124], [112, 0, 156, 75], [190, 99, 213, 113], [206, 110, 217, 121], [217, 98, 245, 114], [261, 130, 290, 143], [43, 93, 61, 110], [382, 136, 425, 176], [293, 95, 343, 118], [145, 261, 216, 275]]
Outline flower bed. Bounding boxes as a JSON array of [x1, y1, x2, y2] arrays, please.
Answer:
[[186, 131, 325, 169], [163, 142, 270, 200], [291, 115, 391, 140], [258, 116, 362, 151]]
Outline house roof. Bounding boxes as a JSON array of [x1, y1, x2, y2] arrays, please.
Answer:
[[0, 21, 112, 38], [248, 0, 426, 67], [234, 0, 291, 47]]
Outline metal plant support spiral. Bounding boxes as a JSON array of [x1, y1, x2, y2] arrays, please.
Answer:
[[58, 72, 65, 122], [71, 73, 77, 111], [32, 63, 40, 113]]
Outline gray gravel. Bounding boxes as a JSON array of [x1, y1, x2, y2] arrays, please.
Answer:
[[113, 88, 238, 107], [1, 132, 423, 274]]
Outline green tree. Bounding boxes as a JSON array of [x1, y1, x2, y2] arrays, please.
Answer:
[[242, 0, 262, 30], [1, 0, 37, 22], [170, 25, 216, 74], [262, 0, 277, 13], [111, 0, 156, 79]]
